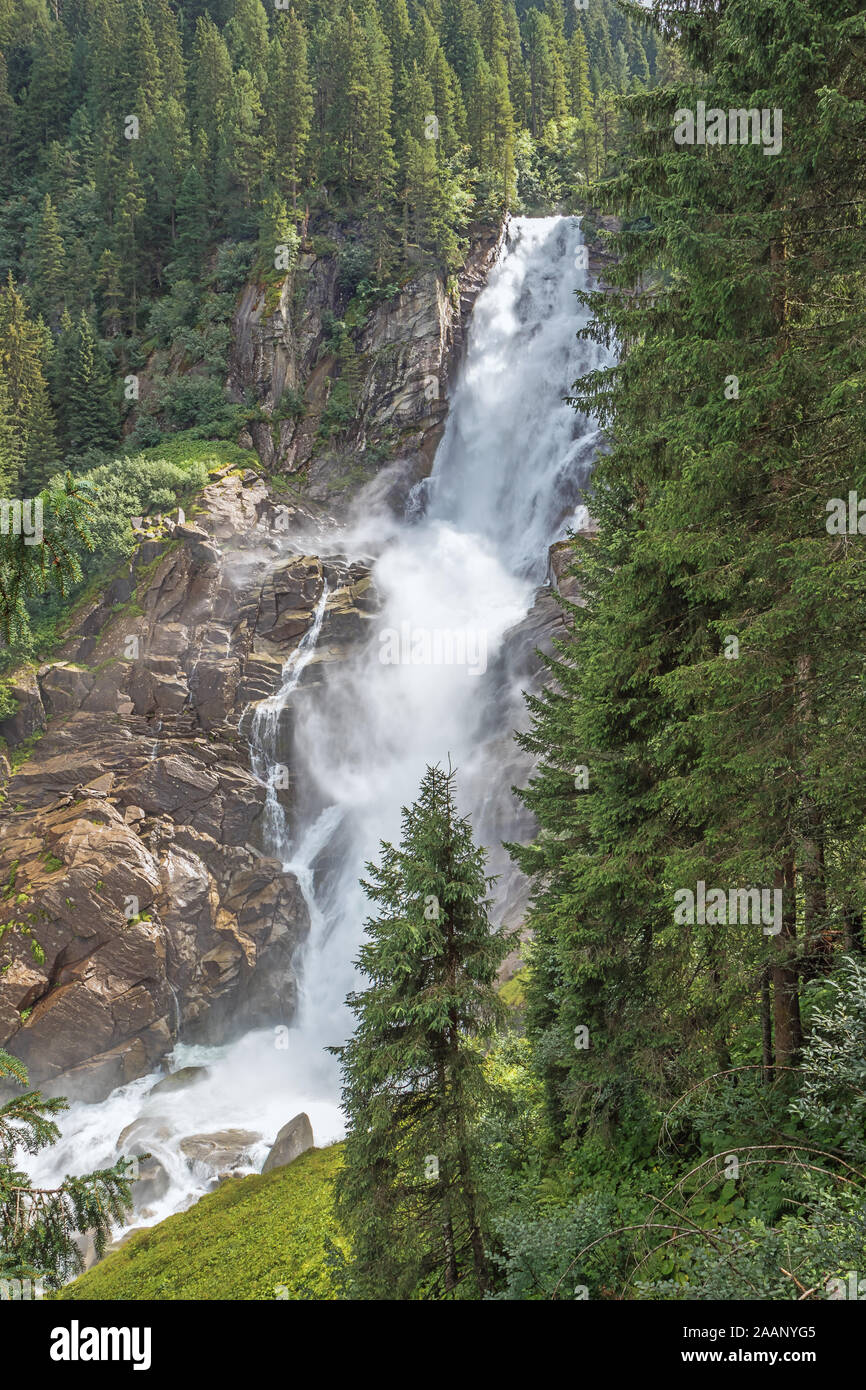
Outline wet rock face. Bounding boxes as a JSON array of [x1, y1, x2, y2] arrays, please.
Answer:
[[0, 475, 350, 1101], [227, 224, 503, 502]]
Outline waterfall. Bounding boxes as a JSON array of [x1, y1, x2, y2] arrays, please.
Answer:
[[249, 584, 330, 858], [23, 215, 610, 1233], [278, 216, 607, 1091]]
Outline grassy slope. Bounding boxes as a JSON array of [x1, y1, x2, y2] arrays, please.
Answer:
[[59, 1144, 345, 1301]]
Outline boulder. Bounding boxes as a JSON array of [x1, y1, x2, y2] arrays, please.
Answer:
[[37, 663, 94, 717], [149, 1065, 210, 1097], [180, 1129, 261, 1178], [117, 1116, 174, 1152], [261, 1112, 314, 1173], [131, 1154, 171, 1206]]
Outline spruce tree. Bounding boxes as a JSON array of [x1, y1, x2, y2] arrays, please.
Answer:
[[0, 1050, 133, 1290], [64, 312, 118, 456], [268, 10, 313, 211], [172, 165, 210, 280], [0, 277, 58, 494], [0, 54, 15, 195], [29, 194, 67, 325], [189, 13, 234, 204], [334, 763, 513, 1299], [513, 0, 866, 1143]]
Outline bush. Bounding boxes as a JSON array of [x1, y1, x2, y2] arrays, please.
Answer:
[[209, 239, 256, 294], [337, 242, 373, 295], [317, 378, 354, 438], [275, 386, 306, 420], [47, 452, 209, 574], [319, 311, 351, 359], [146, 279, 199, 349], [0, 678, 19, 721], [147, 375, 240, 434]]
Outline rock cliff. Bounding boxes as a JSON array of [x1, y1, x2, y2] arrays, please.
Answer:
[[228, 223, 503, 504], [0, 230, 504, 1103]]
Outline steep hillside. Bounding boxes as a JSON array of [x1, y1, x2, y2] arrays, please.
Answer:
[[58, 1144, 345, 1301]]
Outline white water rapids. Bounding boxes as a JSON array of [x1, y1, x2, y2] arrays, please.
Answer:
[[24, 215, 610, 1239]]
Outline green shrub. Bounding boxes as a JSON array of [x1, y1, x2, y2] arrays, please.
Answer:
[[58, 1144, 346, 1301], [317, 378, 355, 438], [0, 679, 19, 722]]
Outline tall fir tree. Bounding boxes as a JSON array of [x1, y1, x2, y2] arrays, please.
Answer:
[[334, 764, 513, 1299]]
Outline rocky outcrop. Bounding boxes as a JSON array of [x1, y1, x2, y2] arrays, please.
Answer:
[[179, 1129, 261, 1180], [228, 223, 504, 505], [261, 1112, 314, 1174], [148, 1065, 209, 1096], [0, 669, 46, 745], [582, 212, 622, 281], [0, 466, 385, 1100]]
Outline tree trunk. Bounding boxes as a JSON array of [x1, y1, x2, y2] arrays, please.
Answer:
[[771, 861, 802, 1065], [760, 966, 773, 1083]]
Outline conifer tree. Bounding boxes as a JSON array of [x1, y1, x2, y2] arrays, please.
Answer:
[[225, 0, 270, 88], [334, 763, 513, 1299], [189, 13, 234, 202], [0, 370, 16, 497], [172, 164, 210, 280], [268, 10, 313, 210], [117, 0, 162, 137], [29, 194, 67, 325], [0, 464, 95, 643], [514, 0, 866, 1141], [0, 54, 15, 195], [64, 312, 118, 456], [19, 18, 73, 155], [439, 0, 482, 86], [144, 0, 184, 96], [96, 247, 124, 338], [144, 95, 192, 249], [0, 1050, 133, 1290], [219, 65, 266, 231], [0, 277, 58, 494]]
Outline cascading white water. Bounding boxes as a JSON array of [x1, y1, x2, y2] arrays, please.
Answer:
[[249, 585, 330, 852], [24, 216, 610, 1234]]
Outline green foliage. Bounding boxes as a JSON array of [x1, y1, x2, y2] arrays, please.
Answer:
[[0, 445, 211, 667], [793, 957, 866, 1164], [513, 0, 866, 1150], [52, 452, 207, 572], [0, 472, 94, 646], [58, 1145, 345, 1301], [334, 763, 515, 1299], [0, 1050, 133, 1290], [0, 678, 18, 721], [316, 379, 355, 440]]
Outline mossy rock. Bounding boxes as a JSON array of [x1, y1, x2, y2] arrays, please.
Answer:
[[57, 1143, 346, 1301]]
